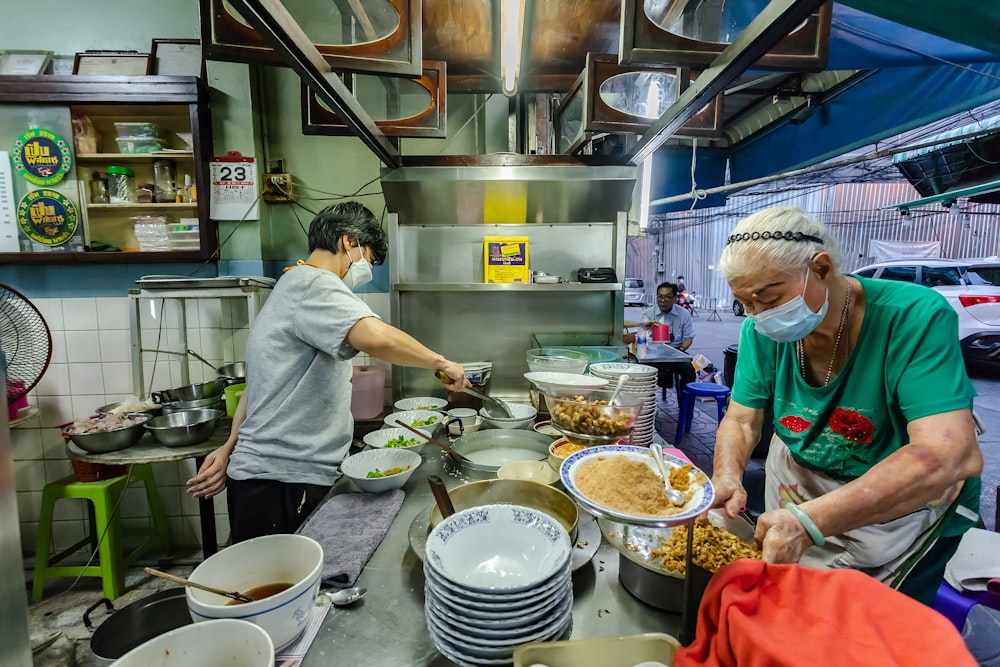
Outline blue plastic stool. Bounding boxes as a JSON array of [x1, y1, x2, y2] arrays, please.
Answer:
[[675, 382, 731, 444]]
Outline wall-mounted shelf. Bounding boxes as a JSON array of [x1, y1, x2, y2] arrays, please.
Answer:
[[87, 203, 199, 211], [76, 151, 194, 161], [393, 282, 623, 292]]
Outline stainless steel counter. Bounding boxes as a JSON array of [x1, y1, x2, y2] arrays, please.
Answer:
[[303, 446, 682, 666]]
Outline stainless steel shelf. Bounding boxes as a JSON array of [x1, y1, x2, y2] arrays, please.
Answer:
[[392, 282, 623, 292]]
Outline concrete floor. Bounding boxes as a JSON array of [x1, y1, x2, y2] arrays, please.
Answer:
[[24, 308, 1000, 664]]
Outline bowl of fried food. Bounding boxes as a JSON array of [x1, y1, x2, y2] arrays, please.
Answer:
[[544, 389, 643, 446]]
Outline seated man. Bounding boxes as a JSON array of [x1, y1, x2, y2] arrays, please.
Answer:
[[627, 282, 695, 402]]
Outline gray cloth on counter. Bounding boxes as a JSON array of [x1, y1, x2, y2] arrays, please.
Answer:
[[298, 489, 405, 588], [945, 528, 1000, 592]]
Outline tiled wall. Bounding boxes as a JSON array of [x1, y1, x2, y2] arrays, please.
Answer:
[[14, 291, 392, 558]]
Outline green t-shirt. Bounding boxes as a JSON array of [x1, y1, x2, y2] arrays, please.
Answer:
[[733, 275, 980, 534]]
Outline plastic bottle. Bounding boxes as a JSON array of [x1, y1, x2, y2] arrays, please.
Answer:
[[637, 315, 650, 359]]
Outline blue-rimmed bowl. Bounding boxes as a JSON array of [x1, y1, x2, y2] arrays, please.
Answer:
[[559, 445, 714, 527]]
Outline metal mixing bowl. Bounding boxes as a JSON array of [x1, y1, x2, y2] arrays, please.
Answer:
[[155, 380, 225, 403], [216, 362, 246, 382], [145, 409, 223, 447], [160, 396, 225, 415], [63, 415, 151, 453]]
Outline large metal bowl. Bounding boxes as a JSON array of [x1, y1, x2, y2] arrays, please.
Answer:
[[145, 409, 223, 447], [160, 396, 225, 415], [63, 415, 151, 453], [155, 380, 225, 404], [216, 362, 246, 382]]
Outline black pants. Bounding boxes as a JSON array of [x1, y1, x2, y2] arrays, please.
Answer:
[[657, 361, 697, 404], [226, 476, 331, 543]]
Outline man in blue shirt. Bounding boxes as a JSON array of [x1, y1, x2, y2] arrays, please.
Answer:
[[642, 282, 696, 403]]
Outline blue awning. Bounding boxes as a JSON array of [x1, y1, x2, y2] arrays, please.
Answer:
[[892, 115, 1000, 162]]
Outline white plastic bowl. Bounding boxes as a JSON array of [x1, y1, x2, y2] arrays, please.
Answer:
[[384, 409, 445, 430], [393, 396, 449, 411], [109, 618, 273, 667], [185, 534, 323, 651], [525, 348, 590, 375], [362, 426, 429, 454], [425, 504, 571, 592], [340, 448, 422, 493], [479, 402, 537, 430]]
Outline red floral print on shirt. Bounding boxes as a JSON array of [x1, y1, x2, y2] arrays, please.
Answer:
[[779, 415, 812, 432], [829, 408, 874, 444]]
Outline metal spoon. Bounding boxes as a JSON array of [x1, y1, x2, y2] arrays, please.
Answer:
[[326, 586, 367, 606], [609, 374, 630, 406], [649, 443, 686, 507]]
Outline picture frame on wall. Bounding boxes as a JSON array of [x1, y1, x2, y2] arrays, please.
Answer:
[[73, 51, 152, 76], [150, 39, 203, 77], [47, 55, 75, 75], [0, 50, 54, 76]]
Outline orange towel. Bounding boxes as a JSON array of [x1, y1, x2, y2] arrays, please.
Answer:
[[674, 560, 976, 667]]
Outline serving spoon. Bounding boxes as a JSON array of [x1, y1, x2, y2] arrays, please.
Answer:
[[609, 374, 630, 406], [325, 586, 367, 606], [144, 567, 253, 603], [649, 443, 686, 507]]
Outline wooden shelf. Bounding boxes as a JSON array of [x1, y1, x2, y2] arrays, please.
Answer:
[[87, 203, 198, 211], [76, 151, 194, 161]]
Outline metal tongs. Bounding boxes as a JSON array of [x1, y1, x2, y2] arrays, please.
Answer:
[[650, 443, 686, 506]]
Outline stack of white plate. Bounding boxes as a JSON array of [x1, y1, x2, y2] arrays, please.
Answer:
[[424, 504, 574, 666], [588, 362, 659, 447]]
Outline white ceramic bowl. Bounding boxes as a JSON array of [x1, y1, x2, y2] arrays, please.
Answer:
[[384, 409, 445, 431], [448, 416, 483, 436], [426, 504, 571, 592], [523, 372, 609, 394], [479, 402, 537, 430], [497, 460, 559, 485], [362, 426, 429, 453], [109, 618, 273, 667], [185, 534, 323, 651], [393, 396, 449, 411], [340, 448, 422, 493]]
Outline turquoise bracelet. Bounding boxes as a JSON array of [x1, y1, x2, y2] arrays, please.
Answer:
[[783, 502, 826, 547]]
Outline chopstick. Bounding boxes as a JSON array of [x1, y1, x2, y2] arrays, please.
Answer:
[[395, 421, 469, 462]]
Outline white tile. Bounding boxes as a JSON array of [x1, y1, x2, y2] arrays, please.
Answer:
[[69, 363, 105, 396], [99, 330, 133, 363], [49, 331, 68, 364], [44, 459, 72, 483], [71, 395, 101, 420], [51, 520, 87, 554], [66, 331, 102, 363], [198, 300, 223, 329], [176, 459, 198, 480], [17, 491, 43, 525], [52, 496, 84, 522], [35, 298, 65, 331], [178, 491, 200, 516], [154, 461, 181, 487], [219, 300, 234, 329], [159, 486, 184, 517], [37, 395, 75, 428], [197, 329, 226, 362], [232, 329, 250, 361], [34, 362, 69, 397], [366, 292, 390, 320], [214, 512, 231, 546], [19, 522, 39, 556], [120, 487, 150, 519], [62, 298, 98, 331], [183, 301, 201, 328], [95, 297, 130, 330], [15, 459, 46, 492], [11, 428, 42, 461], [101, 362, 133, 395], [41, 429, 67, 460], [229, 302, 250, 329]]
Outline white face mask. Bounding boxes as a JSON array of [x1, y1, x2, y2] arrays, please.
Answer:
[[749, 267, 828, 343], [341, 245, 372, 291]]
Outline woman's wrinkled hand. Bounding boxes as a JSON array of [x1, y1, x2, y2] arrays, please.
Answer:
[[754, 508, 813, 564], [186, 447, 230, 499], [710, 473, 747, 519]]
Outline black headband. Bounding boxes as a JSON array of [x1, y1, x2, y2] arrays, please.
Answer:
[[726, 231, 824, 245]]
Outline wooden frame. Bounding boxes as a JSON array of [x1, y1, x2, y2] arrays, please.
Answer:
[[202, 0, 422, 76], [73, 51, 153, 76], [150, 39, 204, 77], [301, 61, 446, 138], [554, 54, 722, 155], [0, 50, 53, 76], [619, 0, 832, 72]]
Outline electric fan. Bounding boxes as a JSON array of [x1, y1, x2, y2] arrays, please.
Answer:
[[0, 283, 52, 410]]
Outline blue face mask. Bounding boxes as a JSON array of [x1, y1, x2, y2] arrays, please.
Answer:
[[750, 268, 828, 343]]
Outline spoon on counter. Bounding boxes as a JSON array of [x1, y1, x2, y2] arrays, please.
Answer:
[[144, 567, 253, 603], [325, 586, 367, 606], [434, 371, 514, 418], [609, 374, 630, 406], [396, 421, 472, 464], [649, 443, 686, 507]]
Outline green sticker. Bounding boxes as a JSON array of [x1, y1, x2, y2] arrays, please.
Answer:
[[11, 128, 73, 186], [16, 189, 79, 246]]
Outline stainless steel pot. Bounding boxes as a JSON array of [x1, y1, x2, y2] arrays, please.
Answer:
[[85, 590, 191, 667], [160, 396, 225, 415], [444, 429, 552, 474], [153, 380, 224, 404], [216, 361, 246, 383]]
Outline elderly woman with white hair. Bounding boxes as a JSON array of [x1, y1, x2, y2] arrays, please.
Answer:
[[713, 206, 983, 604]]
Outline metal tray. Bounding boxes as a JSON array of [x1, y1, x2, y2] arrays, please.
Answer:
[[136, 275, 276, 290]]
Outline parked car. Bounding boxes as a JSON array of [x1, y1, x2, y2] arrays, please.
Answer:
[[854, 258, 1000, 366], [624, 278, 647, 306]]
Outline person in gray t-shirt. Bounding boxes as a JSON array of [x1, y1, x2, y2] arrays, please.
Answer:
[[186, 202, 467, 541]]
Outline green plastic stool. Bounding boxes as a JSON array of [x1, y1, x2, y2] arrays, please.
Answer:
[[32, 463, 171, 601]]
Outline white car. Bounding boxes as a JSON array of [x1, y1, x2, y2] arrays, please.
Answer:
[[623, 278, 647, 307], [854, 259, 1000, 366]]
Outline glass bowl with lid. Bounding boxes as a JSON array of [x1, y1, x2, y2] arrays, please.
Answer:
[[543, 388, 643, 447]]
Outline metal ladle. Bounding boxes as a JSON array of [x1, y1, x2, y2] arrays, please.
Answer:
[[326, 586, 367, 606], [649, 443, 686, 507], [186, 349, 218, 372]]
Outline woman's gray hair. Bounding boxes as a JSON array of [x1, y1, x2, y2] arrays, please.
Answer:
[[718, 207, 842, 280]]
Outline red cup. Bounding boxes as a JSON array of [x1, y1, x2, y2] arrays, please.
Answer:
[[651, 322, 670, 342]]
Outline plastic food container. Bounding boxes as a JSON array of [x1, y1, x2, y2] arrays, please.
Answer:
[[114, 122, 160, 138], [132, 215, 171, 252], [167, 222, 200, 251], [107, 165, 137, 203], [116, 136, 165, 154], [512, 632, 679, 667]]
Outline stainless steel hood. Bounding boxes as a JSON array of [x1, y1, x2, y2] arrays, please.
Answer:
[[380, 155, 636, 225]]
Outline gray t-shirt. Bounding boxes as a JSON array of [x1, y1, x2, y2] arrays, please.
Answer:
[[227, 266, 377, 486]]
